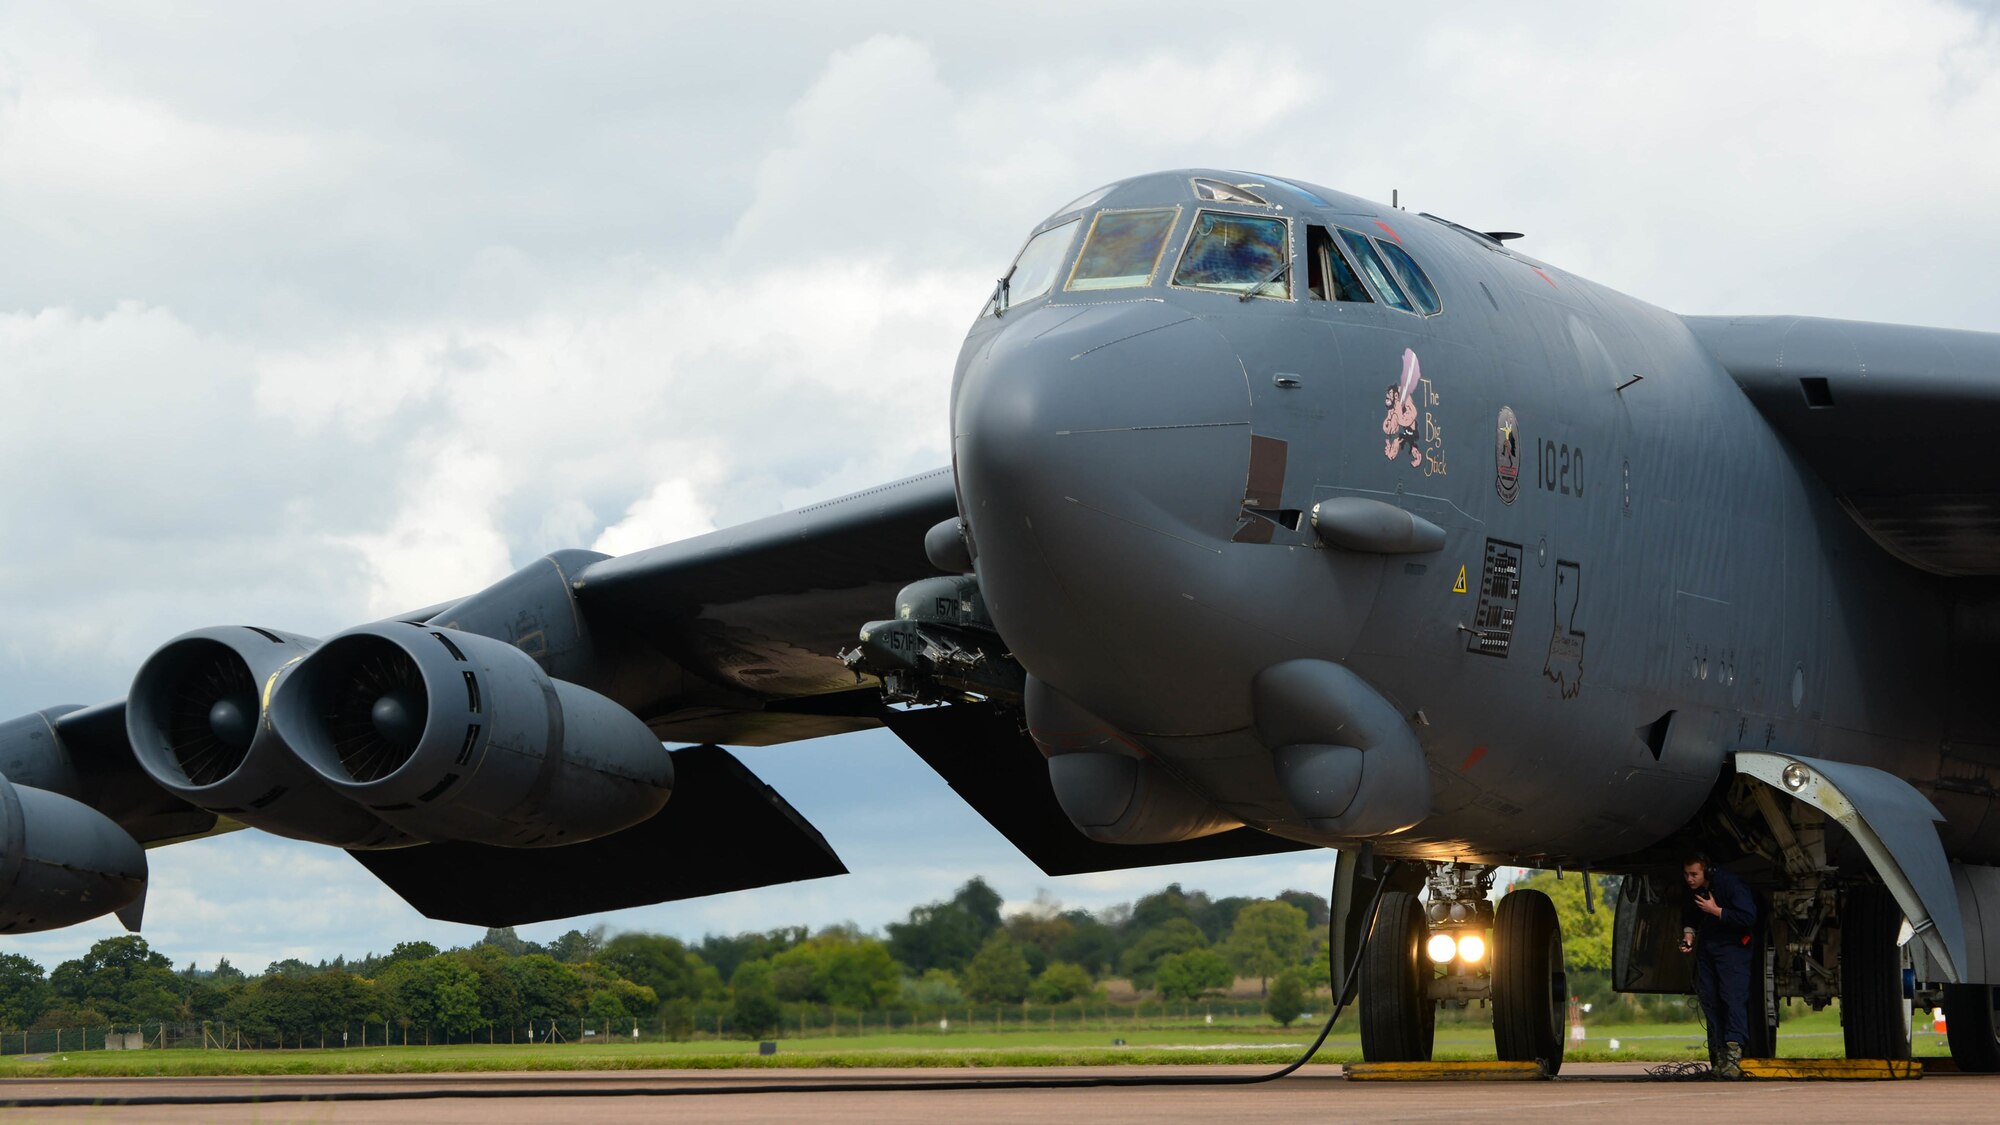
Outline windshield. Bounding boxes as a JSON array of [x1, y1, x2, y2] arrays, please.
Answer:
[[1173, 211, 1290, 297], [1066, 208, 1179, 291], [996, 218, 1080, 312]]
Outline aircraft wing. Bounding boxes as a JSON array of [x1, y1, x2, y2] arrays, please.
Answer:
[[1686, 314, 2000, 576], [567, 466, 961, 745], [2, 465, 1310, 932]]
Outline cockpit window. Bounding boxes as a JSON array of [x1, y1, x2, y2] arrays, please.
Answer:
[[1172, 211, 1291, 298], [1377, 240, 1442, 315], [992, 218, 1079, 313], [1338, 228, 1416, 313], [1306, 226, 1370, 303], [1191, 178, 1269, 206], [1066, 207, 1179, 291]]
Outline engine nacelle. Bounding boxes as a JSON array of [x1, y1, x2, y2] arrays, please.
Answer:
[[0, 771, 147, 934], [1027, 677, 1241, 845], [124, 627, 410, 848], [270, 622, 673, 847]]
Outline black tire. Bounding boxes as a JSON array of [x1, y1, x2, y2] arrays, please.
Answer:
[[1493, 889, 1567, 1075], [1744, 924, 1779, 1060], [1359, 891, 1435, 1061], [1945, 984, 2000, 1071], [1840, 884, 1911, 1060]]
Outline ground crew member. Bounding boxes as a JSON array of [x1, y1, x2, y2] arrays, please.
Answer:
[[1680, 852, 1757, 1079]]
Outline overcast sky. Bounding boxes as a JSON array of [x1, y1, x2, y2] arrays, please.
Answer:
[[3, 1, 1998, 973]]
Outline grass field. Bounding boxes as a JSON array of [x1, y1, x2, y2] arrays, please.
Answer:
[[0, 1008, 1957, 1078]]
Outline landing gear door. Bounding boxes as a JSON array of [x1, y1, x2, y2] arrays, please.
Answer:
[[1613, 874, 1694, 994]]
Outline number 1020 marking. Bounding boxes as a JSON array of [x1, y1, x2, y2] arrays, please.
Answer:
[[1537, 439, 1583, 498]]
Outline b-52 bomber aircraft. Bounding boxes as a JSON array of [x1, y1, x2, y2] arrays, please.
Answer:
[[8, 168, 2000, 1074]]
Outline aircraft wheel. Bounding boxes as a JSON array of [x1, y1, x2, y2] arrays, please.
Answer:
[[1840, 884, 1911, 1060], [1493, 888, 1566, 1074], [1359, 891, 1435, 1061], [1944, 984, 2000, 1071], [1744, 925, 1779, 1059]]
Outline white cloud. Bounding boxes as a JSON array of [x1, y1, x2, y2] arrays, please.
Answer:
[[5, 1, 2000, 969], [592, 475, 719, 558]]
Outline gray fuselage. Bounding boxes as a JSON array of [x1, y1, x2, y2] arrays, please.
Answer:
[[950, 169, 1959, 868]]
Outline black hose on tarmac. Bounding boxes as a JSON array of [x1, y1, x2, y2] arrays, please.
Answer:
[[0, 862, 1400, 1108]]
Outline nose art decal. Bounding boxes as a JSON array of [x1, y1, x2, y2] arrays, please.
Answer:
[[1381, 348, 1446, 476]]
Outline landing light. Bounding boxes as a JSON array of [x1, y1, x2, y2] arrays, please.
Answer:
[[1782, 762, 1810, 791], [1426, 934, 1457, 963], [1457, 934, 1487, 963]]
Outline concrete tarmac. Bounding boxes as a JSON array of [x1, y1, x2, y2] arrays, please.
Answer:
[[2, 1063, 1992, 1124]]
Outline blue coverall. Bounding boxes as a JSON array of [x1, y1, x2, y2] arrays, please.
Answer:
[[1684, 865, 1758, 1057]]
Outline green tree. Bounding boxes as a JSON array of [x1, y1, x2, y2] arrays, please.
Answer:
[[380, 957, 482, 1039], [901, 967, 963, 1008], [962, 931, 1032, 1004], [389, 941, 440, 963], [1154, 948, 1233, 1001], [1052, 910, 1119, 976], [547, 927, 605, 965], [769, 944, 820, 1003], [1222, 900, 1310, 995], [48, 935, 179, 1022], [505, 955, 583, 1024], [0, 953, 49, 1029], [814, 931, 901, 1009], [222, 975, 314, 1041], [479, 927, 537, 957], [729, 960, 781, 1039], [1266, 968, 1307, 1027], [1117, 918, 1207, 991], [598, 933, 720, 1004], [1028, 961, 1098, 1004], [886, 878, 1004, 974], [1127, 884, 1199, 933], [447, 946, 523, 1031], [1276, 890, 1330, 931], [307, 970, 372, 1029], [1506, 871, 1613, 971], [699, 927, 806, 982]]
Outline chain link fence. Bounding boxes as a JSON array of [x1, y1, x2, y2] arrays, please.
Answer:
[[0, 999, 1313, 1054]]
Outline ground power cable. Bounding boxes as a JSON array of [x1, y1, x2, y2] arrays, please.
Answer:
[[0, 862, 1401, 1109]]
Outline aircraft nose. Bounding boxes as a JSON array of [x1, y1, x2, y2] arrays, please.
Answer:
[[953, 303, 1252, 729]]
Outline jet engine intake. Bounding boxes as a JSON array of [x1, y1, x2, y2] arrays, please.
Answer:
[[125, 627, 410, 848], [270, 622, 673, 847], [0, 771, 147, 934]]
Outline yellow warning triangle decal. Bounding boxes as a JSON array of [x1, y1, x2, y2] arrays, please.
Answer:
[[1452, 565, 1468, 594]]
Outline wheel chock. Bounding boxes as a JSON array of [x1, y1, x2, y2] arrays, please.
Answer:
[[1343, 1060, 1549, 1081], [1738, 1058, 1922, 1080]]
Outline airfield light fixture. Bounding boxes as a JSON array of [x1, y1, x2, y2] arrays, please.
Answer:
[[1456, 934, 1487, 963], [1426, 934, 1458, 963]]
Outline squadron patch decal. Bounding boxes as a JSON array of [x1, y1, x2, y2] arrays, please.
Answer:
[[1381, 348, 1446, 476], [1543, 560, 1586, 699], [1495, 406, 1520, 504]]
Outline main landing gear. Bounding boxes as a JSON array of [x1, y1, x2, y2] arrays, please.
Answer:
[[1358, 862, 1569, 1074]]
